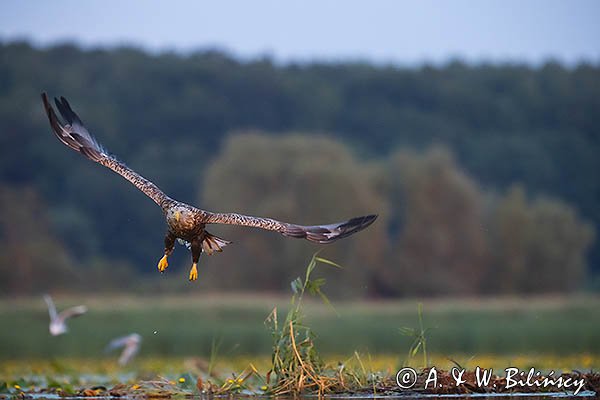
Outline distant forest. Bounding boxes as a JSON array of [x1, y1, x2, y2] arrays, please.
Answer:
[[1, 41, 598, 296]]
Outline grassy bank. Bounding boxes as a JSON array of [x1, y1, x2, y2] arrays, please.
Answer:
[[1, 294, 599, 360]]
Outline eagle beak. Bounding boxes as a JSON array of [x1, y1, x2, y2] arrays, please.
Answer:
[[175, 211, 181, 222]]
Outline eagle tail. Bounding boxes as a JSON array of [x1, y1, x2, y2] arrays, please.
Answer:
[[202, 232, 232, 255]]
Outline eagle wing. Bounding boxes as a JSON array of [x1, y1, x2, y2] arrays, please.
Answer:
[[42, 93, 173, 210], [43, 93, 378, 244], [201, 212, 377, 244]]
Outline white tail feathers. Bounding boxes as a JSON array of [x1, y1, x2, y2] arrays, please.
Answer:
[[202, 233, 232, 255]]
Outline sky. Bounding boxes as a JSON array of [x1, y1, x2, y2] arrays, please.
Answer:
[[1, 0, 599, 66]]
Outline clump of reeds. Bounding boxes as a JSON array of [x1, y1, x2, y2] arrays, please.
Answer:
[[202, 255, 435, 396], [264, 252, 342, 395]]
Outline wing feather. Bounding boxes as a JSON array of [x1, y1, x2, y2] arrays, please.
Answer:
[[42, 93, 173, 209], [43, 294, 57, 321], [57, 305, 88, 322], [201, 212, 377, 244]]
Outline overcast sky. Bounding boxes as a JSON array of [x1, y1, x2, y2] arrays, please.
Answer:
[[1, 0, 598, 65]]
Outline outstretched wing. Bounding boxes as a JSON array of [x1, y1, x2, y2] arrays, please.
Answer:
[[43, 294, 57, 321], [57, 305, 88, 323], [41, 93, 173, 210], [105, 336, 129, 353], [201, 212, 377, 244], [105, 334, 141, 365]]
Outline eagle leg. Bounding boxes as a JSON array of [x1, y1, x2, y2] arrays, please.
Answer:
[[189, 236, 202, 281], [158, 232, 176, 273]]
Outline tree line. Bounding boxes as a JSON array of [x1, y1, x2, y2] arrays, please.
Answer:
[[0, 41, 598, 296], [199, 134, 593, 296]]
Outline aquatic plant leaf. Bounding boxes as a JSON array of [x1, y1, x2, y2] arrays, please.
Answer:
[[306, 278, 326, 295], [410, 341, 422, 358], [314, 257, 343, 269], [305, 258, 317, 286], [178, 373, 197, 392]]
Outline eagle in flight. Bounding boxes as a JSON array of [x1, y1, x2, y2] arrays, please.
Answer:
[[42, 94, 377, 281]]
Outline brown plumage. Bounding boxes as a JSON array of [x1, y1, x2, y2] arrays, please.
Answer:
[[42, 93, 377, 281]]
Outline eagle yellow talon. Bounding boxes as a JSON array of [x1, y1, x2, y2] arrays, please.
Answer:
[[189, 263, 198, 281], [158, 255, 169, 272]]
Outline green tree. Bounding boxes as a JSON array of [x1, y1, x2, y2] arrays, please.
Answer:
[[485, 185, 530, 293], [200, 132, 388, 297], [487, 185, 595, 293], [380, 146, 489, 296], [0, 186, 78, 294]]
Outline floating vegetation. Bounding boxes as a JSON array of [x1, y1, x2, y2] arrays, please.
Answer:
[[1, 256, 600, 397], [2, 362, 599, 397]]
